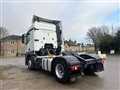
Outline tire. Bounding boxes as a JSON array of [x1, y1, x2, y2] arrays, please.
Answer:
[[83, 66, 95, 75], [27, 58, 35, 70], [53, 60, 70, 83]]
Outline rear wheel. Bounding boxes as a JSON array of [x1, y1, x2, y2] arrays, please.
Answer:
[[84, 69, 94, 75], [84, 65, 95, 75], [54, 60, 70, 83], [55, 64, 65, 79], [53, 60, 77, 83]]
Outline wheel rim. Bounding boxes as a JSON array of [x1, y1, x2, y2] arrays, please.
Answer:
[[55, 64, 64, 79], [28, 60, 32, 68]]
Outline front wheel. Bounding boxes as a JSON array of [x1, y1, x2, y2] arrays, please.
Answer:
[[27, 59, 35, 70]]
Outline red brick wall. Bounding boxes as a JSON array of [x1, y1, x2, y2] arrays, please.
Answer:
[[0, 39, 25, 57]]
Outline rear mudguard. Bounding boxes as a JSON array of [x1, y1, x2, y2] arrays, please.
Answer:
[[52, 55, 83, 74]]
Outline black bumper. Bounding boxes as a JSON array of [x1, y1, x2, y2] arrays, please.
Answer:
[[84, 62, 104, 72]]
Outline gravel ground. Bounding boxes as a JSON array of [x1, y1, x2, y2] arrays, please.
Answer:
[[0, 56, 120, 90]]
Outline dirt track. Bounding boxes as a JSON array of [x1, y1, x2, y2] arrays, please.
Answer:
[[0, 56, 120, 90]]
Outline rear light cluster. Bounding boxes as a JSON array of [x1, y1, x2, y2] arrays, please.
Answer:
[[100, 58, 106, 64], [101, 59, 105, 64], [69, 65, 80, 71]]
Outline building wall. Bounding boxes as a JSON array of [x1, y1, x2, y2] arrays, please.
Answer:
[[64, 43, 95, 52], [64, 43, 82, 52], [0, 39, 25, 57]]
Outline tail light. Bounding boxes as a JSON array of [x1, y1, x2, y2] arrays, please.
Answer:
[[69, 65, 80, 71], [100, 58, 106, 64], [101, 59, 104, 64]]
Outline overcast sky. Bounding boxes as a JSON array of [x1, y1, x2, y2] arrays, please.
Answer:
[[0, 0, 120, 43]]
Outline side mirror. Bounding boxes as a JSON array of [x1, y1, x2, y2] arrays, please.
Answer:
[[22, 34, 25, 44]]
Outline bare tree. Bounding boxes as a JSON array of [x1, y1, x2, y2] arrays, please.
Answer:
[[87, 25, 109, 51], [0, 27, 9, 39], [87, 27, 98, 50]]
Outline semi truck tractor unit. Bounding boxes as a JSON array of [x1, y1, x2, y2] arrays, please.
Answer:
[[22, 15, 82, 82], [22, 15, 104, 83]]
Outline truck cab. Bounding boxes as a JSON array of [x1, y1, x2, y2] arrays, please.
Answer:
[[22, 15, 63, 56]]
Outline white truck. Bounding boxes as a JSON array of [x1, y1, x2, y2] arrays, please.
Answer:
[[22, 15, 104, 83], [22, 15, 82, 82]]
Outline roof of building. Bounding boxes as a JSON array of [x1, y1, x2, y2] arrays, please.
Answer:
[[0, 35, 22, 41], [64, 40, 80, 46]]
